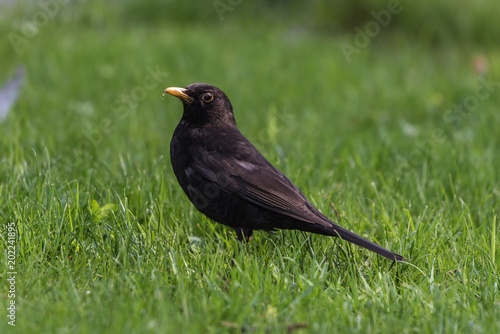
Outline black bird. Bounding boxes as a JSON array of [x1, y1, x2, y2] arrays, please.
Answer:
[[165, 83, 407, 262]]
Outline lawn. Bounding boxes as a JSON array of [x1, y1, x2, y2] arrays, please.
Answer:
[[1, 1, 499, 333]]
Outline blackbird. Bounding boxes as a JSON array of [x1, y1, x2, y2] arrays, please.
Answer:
[[165, 83, 407, 262]]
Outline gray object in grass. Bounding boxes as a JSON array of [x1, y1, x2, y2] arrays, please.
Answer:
[[0, 66, 25, 122]]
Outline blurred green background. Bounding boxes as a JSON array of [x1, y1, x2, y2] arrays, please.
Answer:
[[1, 1, 499, 333]]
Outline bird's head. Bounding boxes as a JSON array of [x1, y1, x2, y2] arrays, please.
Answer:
[[164, 83, 236, 127]]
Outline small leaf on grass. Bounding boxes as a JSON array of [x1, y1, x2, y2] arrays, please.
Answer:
[[90, 199, 118, 220]]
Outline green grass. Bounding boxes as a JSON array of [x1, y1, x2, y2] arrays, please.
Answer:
[[1, 1, 499, 333]]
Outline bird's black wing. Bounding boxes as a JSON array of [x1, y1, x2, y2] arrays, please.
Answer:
[[189, 138, 331, 227]]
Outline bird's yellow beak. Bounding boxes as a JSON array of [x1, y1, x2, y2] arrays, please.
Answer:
[[164, 87, 194, 103]]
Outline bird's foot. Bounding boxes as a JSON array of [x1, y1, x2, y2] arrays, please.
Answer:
[[235, 227, 253, 242]]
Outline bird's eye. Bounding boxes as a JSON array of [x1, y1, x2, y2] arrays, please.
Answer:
[[202, 93, 214, 103]]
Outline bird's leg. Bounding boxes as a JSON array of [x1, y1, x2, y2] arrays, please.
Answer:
[[227, 228, 254, 276], [235, 227, 253, 242]]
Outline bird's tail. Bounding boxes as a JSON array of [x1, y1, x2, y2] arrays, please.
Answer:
[[312, 222, 407, 262]]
